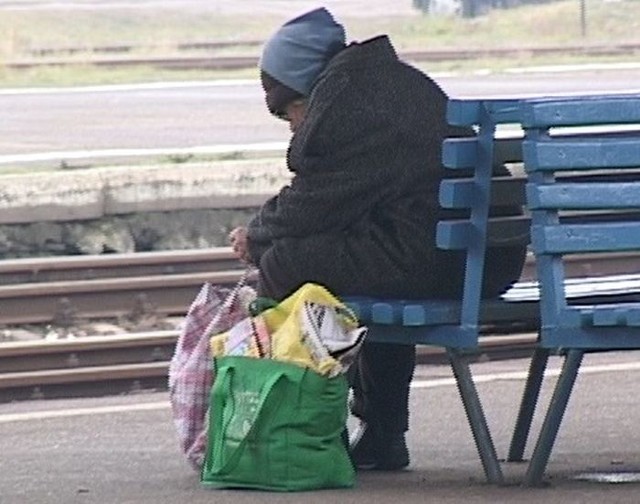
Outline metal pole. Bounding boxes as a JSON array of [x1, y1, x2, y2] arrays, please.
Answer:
[[580, 0, 587, 37]]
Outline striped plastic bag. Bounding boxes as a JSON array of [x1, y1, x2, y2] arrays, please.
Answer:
[[168, 272, 256, 470]]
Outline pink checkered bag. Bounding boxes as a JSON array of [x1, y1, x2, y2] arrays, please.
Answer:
[[168, 271, 256, 470]]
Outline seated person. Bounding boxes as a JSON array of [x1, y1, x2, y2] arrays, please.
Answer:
[[229, 7, 526, 470]]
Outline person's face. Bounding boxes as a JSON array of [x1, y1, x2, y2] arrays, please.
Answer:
[[280, 100, 307, 133]]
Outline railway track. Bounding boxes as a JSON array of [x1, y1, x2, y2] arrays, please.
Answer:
[[0, 331, 174, 403], [1, 247, 639, 402], [0, 248, 245, 325], [0, 329, 537, 403]]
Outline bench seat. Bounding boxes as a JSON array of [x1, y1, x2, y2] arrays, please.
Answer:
[[567, 303, 640, 327], [347, 272, 640, 342], [347, 296, 538, 328], [345, 296, 537, 347]]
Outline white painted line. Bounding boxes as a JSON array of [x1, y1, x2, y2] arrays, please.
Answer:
[[411, 360, 640, 389], [505, 62, 640, 74], [0, 79, 258, 96], [0, 401, 168, 424], [0, 142, 288, 165], [2, 360, 640, 424]]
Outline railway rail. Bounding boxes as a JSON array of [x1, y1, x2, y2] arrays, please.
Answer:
[[0, 248, 244, 325], [7, 43, 640, 72], [0, 247, 241, 285], [1, 247, 639, 402]]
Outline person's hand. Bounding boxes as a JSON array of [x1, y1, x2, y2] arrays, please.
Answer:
[[228, 226, 252, 264]]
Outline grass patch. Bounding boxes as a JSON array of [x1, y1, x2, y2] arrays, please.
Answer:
[[4, 1, 640, 56], [1, 10, 283, 55], [359, 0, 640, 49]]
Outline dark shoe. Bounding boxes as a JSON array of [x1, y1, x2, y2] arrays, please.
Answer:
[[377, 433, 410, 471], [349, 421, 410, 471]]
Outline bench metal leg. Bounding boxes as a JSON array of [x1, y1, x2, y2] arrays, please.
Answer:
[[523, 348, 584, 487], [447, 348, 505, 485], [507, 346, 550, 462]]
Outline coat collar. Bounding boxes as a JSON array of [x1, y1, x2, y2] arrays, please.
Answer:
[[325, 35, 398, 72]]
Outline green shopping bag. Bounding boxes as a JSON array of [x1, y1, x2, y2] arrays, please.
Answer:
[[201, 356, 355, 491]]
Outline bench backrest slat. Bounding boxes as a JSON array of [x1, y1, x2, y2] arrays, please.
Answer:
[[527, 182, 640, 209], [521, 95, 640, 127], [524, 137, 640, 170], [532, 222, 640, 254], [438, 216, 530, 249], [447, 99, 521, 126], [440, 176, 526, 208]]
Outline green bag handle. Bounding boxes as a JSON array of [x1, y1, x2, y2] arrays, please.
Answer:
[[209, 362, 293, 475], [248, 297, 279, 316]]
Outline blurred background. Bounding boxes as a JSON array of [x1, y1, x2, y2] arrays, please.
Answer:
[[1, 0, 639, 259], [1, 0, 638, 88]]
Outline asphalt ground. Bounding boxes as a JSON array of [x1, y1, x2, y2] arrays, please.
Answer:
[[2, 351, 640, 504]]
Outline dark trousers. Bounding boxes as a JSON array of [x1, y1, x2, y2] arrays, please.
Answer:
[[350, 341, 416, 433]]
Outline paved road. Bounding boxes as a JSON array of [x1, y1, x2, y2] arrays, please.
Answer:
[[2, 351, 640, 503], [0, 80, 282, 157], [2, 68, 640, 159]]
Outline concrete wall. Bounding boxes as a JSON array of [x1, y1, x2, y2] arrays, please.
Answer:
[[0, 159, 291, 258]]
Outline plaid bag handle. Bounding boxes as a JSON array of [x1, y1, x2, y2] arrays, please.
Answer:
[[202, 267, 256, 336]]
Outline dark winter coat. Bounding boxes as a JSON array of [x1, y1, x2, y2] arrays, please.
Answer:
[[247, 35, 526, 301]]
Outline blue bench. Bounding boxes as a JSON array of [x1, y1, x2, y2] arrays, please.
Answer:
[[345, 95, 640, 486], [505, 94, 640, 486]]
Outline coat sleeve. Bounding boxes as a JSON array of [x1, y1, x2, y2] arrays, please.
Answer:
[[250, 164, 385, 237]]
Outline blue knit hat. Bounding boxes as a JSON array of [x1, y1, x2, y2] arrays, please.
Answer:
[[259, 7, 346, 97]]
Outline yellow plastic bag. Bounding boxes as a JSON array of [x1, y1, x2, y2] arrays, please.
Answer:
[[210, 283, 360, 376]]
